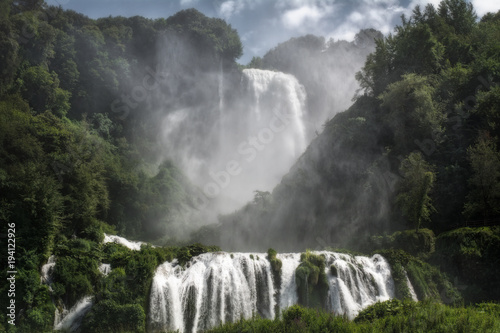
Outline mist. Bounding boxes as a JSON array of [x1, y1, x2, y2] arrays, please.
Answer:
[[148, 28, 381, 238]]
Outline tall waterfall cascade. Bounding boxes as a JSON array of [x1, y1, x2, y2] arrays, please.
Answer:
[[160, 68, 310, 212], [149, 251, 395, 333], [240, 68, 307, 158]]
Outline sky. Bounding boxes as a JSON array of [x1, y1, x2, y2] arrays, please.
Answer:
[[45, 0, 500, 64]]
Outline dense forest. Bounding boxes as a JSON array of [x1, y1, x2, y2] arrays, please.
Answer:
[[0, 1, 243, 330], [0, 0, 499, 332]]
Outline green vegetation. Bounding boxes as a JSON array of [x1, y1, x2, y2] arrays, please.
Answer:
[[396, 152, 436, 232], [1, 0, 500, 331], [367, 228, 436, 258], [267, 248, 282, 317], [206, 0, 500, 254], [206, 301, 500, 333], [378, 249, 461, 304], [0, 2, 236, 330], [295, 251, 329, 309], [431, 226, 500, 303], [72, 240, 218, 332]]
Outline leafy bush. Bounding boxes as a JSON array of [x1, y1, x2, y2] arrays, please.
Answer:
[[81, 300, 146, 333], [431, 227, 500, 303], [368, 228, 435, 257], [207, 302, 500, 333], [378, 249, 461, 304], [354, 299, 412, 322]]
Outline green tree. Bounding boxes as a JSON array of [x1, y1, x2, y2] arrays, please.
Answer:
[[438, 0, 477, 35], [253, 190, 271, 206], [247, 56, 263, 69], [166, 9, 242, 62], [18, 65, 71, 117], [397, 152, 436, 231], [379, 73, 444, 154], [0, 20, 19, 94], [463, 133, 500, 220]]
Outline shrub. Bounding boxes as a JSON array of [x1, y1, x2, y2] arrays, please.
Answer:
[[81, 300, 146, 333], [355, 299, 410, 322]]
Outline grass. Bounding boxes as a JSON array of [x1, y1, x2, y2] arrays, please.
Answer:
[[206, 300, 500, 333]]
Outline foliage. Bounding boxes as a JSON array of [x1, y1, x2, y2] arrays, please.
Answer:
[[431, 227, 500, 303], [211, 0, 500, 250], [397, 152, 436, 231], [463, 134, 500, 220], [378, 249, 462, 304], [354, 298, 411, 322], [368, 228, 436, 257], [206, 302, 500, 333], [81, 300, 146, 333], [2, 0, 500, 330], [267, 248, 282, 317], [295, 251, 329, 309], [166, 8, 242, 62], [0, 4, 240, 330]]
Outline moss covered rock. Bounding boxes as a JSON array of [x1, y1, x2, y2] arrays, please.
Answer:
[[295, 251, 329, 309]]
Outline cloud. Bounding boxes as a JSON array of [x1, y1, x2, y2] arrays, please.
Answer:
[[408, 0, 441, 12], [281, 4, 334, 30], [407, 0, 499, 19], [326, 1, 404, 42], [219, 0, 245, 18], [471, 0, 500, 17]]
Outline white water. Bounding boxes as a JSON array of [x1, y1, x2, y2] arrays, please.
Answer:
[[160, 68, 309, 213], [405, 271, 419, 302], [54, 296, 93, 331], [321, 252, 394, 319], [278, 253, 300, 310], [41, 255, 56, 285], [103, 233, 145, 251], [149, 253, 275, 333], [149, 251, 395, 332], [99, 263, 112, 276]]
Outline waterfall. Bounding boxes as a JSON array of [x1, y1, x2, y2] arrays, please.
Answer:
[[149, 253, 275, 333], [208, 69, 308, 211], [278, 253, 300, 310], [241, 68, 307, 157], [40, 255, 94, 331], [54, 296, 93, 332], [148, 251, 395, 332], [99, 263, 112, 276], [41, 255, 56, 285], [218, 57, 224, 154], [321, 252, 394, 319], [405, 271, 419, 302], [103, 233, 146, 251], [159, 68, 310, 213]]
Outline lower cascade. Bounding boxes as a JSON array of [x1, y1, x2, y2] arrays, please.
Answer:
[[54, 296, 94, 331], [148, 251, 395, 332]]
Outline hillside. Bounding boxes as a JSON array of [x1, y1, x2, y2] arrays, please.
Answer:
[[204, 2, 500, 252]]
